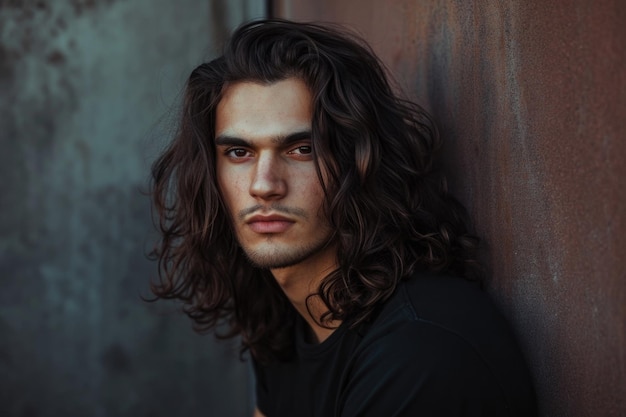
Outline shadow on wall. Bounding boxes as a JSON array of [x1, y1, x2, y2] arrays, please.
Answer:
[[418, 4, 626, 416]]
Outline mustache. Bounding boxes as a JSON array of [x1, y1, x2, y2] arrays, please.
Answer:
[[238, 204, 307, 221]]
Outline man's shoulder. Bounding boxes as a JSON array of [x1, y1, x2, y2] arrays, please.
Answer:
[[366, 272, 501, 337], [344, 272, 537, 417], [361, 272, 523, 366]]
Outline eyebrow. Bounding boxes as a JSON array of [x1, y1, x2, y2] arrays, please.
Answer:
[[214, 130, 312, 147]]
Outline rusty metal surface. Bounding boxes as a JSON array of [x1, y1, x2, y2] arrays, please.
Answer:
[[274, 1, 626, 415]]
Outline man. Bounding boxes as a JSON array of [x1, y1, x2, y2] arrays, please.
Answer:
[[150, 19, 537, 416]]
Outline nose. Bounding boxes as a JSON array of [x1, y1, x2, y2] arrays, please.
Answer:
[[249, 152, 286, 200]]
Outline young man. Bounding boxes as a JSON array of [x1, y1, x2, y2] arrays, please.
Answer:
[[150, 19, 537, 417]]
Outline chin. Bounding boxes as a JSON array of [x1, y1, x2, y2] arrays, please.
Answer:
[[242, 240, 330, 270], [244, 250, 308, 270]]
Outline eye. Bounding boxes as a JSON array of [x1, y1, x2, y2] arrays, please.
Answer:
[[296, 146, 312, 155], [225, 148, 251, 158], [288, 145, 313, 156]]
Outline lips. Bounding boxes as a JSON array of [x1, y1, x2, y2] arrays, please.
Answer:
[[246, 214, 295, 234]]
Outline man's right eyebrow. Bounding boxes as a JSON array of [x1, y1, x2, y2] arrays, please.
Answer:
[[214, 135, 250, 147]]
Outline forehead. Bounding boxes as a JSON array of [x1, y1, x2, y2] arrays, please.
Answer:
[[215, 78, 313, 139]]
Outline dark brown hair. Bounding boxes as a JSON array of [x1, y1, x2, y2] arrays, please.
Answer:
[[150, 19, 479, 362]]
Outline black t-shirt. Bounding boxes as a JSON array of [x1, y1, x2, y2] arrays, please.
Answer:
[[253, 273, 537, 417]]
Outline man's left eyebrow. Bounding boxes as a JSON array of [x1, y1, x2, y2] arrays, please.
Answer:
[[272, 130, 312, 146]]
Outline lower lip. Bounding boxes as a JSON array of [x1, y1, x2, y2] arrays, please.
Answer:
[[248, 220, 294, 234]]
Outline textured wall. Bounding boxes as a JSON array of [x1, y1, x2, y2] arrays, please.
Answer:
[[0, 1, 263, 416], [274, 1, 626, 416]]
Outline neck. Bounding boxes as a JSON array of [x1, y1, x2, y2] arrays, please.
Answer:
[[270, 244, 341, 343]]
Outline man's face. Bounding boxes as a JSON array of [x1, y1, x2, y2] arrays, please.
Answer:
[[215, 78, 334, 270]]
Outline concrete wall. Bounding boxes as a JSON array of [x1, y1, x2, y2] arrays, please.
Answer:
[[0, 1, 264, 416], [274, 1, 626, 416]]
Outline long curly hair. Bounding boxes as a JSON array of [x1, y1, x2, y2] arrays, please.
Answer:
[[150, 19, 480, 363]]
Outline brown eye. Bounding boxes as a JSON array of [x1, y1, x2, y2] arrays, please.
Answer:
[[297, 146, 312, 154], [226, 148, 250, 158], [289, 145, 312, 156]]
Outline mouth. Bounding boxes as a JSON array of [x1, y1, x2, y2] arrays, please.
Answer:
[[246, 214, 295, 234]]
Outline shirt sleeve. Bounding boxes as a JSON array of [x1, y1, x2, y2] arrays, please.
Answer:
[[338, 320, 512, 417]]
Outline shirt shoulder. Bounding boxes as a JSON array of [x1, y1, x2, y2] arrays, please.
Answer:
[[339, 273, 537, 417]]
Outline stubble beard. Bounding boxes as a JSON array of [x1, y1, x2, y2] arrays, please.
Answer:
[[239, 232, 334, 270], [234, 203, 334, 270]]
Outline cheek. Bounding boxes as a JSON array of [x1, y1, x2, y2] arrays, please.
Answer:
[[217, 157, 239, 188], [217, 170, 237, 211], [219, 180, 241, 209], [295, 176, 327, 214]]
